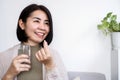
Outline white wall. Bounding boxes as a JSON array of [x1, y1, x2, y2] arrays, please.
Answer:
[[0, 0, 120, 80]]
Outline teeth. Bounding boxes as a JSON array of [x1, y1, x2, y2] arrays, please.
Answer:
[[36, 32, 44, 36], [38, 33, 44, 35]]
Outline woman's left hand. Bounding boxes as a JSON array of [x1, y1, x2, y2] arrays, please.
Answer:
[[35, 40, 55, 70]]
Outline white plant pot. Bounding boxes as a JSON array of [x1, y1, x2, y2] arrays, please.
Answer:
[[111, 32, 120, 80], [111, 32, 120, 49]]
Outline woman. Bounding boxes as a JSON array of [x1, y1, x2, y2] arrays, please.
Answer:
[[0, 4, 68, 80]]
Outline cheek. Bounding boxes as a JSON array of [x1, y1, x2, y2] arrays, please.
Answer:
[[46, 27, 50, 34], [25, 26, 35, 36]]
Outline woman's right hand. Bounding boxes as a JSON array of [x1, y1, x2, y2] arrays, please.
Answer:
[[2, 54, 31, 80]]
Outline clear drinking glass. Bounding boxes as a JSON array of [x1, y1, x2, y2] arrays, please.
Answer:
[[22, 45, 31, 58], [18, 44, 31, 63]]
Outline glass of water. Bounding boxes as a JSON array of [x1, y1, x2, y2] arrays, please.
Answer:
[[18, 44, 31, 63], [22, 45, 31, 58]]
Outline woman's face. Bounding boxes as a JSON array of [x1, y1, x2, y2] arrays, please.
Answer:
[[21, 10, 50, 46]]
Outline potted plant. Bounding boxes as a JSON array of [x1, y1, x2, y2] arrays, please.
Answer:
[[97, 12, 120, 48]]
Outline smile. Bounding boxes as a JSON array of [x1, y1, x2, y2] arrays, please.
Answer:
[[35, 32, 45, 38]]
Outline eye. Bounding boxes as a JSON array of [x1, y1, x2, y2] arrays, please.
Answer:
[[34, 20, 40, 23], [45, 22, 49, 25], [44, 21, 49, 25]]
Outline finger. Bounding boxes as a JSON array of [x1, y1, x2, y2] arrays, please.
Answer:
[[16, 54, 29, 60], [18, 63, 31, 72], [36, 50, 43, 61], [17, 58, 31, 64], [12, 62, 30, 73], [19, 67, 30, 72], [12, 56, 30, 68], [43, 40, 50, 55], [19, 64, 31, 69], [40, 48, 47, 59]]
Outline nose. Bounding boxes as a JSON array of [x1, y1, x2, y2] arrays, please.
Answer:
[[38, 22, 45, 30]]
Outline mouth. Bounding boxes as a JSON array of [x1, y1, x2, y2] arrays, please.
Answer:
[[35, 32, 45, 39]]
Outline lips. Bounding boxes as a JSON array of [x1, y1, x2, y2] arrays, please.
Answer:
[[35, 32, 45, 38]]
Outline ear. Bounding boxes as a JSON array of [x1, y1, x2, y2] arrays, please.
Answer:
[[19, 19, 25, 30]]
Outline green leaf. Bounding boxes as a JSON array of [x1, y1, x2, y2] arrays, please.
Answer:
[[103, 17, 108, 21], [106, 12, 112, 18], [97, 24, 103, 30], [111, 15, 117, 21], [97, 12, 120, 35]]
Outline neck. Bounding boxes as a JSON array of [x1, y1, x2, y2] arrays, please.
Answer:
[[22, 41, 39, 46]]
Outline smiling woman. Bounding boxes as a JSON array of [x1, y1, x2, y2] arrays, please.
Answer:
[[0, 4, 68, 80], [18, 10, 50, 45]]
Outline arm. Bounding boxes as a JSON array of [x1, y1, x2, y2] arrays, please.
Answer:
[[45, 50, 68, 80], [0, 54, 31, 80], [35, 40, 68, 80]]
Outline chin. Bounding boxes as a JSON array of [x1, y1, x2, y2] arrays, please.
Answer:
[[35, 37, 46, 43], [38, 39, 44, 43]]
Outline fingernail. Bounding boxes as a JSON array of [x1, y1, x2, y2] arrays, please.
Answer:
[[44, 40, 47, 45]]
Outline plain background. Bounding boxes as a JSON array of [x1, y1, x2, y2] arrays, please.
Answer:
[[0, 0, 120, 80]]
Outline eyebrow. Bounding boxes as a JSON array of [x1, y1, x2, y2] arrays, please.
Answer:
[[33, 17, 41, 20], [33, 17, 49, 22]]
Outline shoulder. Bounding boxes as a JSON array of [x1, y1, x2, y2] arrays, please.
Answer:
[[49, 47, 63, 62], [0, 44, 20, 59], [49, 47, 61, 57], [49, 47, 58, 54], [0, 44, 21, 78]]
